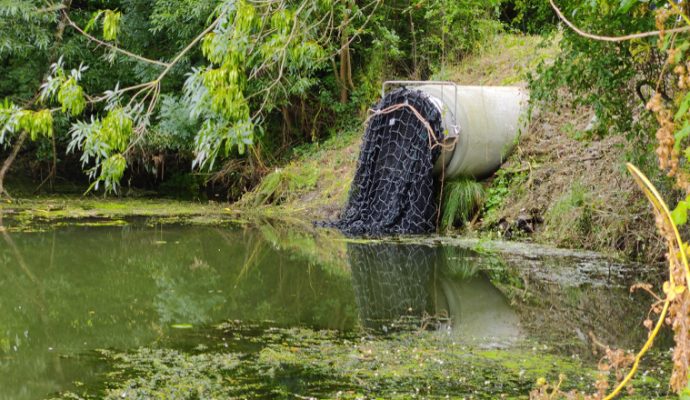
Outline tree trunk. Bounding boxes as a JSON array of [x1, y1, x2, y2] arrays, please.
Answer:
[[0, 131, 28, 198], [281, 106, 293, 146], [409, 6, 419, 79], [339, 8, 351, 104]]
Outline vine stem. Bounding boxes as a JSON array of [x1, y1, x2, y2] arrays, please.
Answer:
[[603, 300, 670, 400], [601, 163, 690, 399]]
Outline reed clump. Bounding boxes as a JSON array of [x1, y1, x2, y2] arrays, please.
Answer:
[[439, 177, 485, 232]]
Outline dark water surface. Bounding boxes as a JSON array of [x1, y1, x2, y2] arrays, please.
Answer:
[[0, 221, 669, 399]]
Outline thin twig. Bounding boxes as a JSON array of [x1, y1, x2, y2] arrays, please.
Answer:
[[155, 14, 223, 81], [365, 103, 457, 152]]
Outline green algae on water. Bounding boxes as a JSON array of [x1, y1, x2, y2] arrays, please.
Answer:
[[49, 325, 646, 400]]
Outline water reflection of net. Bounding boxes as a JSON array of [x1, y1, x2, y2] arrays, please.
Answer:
[[323, 88, 443, 236], [348, 243, 436, 330]]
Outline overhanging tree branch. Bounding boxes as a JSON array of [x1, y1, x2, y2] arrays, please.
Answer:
[[549, 0, 690, 42], [64, 12, 170, 68]]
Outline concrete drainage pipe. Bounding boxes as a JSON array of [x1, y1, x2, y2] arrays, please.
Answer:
[[383, 81, 530, 180]]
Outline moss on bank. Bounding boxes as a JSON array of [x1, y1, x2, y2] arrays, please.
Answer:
[[0, 197, 243, 231]]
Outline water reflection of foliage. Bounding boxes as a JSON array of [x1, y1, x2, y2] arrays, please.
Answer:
[[254, 219, 350, 277], [245, 221, 357, 330], [0, 222, 358, 400]]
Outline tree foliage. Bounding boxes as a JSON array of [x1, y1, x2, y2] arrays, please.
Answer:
[[529, 0, 665, 138], [0, 0, 503, 195]]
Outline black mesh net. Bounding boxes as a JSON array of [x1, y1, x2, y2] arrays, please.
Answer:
[[321, 88, 444, 236], [348, 242, 436, 330]]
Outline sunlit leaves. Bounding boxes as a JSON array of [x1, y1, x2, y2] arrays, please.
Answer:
[[674, 122, 690, 153], [663, 281, 686, 302], [22, 109, 53, 140], [0, 99, 22, 145], [188, 0, 336, 170], [57, 78, 86, 116], [95, 153, 127, 193], [0, 99, 52, 143], [188, 0, 263, 169], [288, 41, 326, 71], [100, 107, 133, 152], [40, 58, 88, 116], [103, 10, 122, 41], [85, 10, 122, 41], [672, 201, 688, 226], [618, 0, 638, 14], [67, 117, 107, 165], [675, 92, 690, 122], [68, 107, 134, 193], [193, 119, 253, 170], [270, 8, 293, 36]]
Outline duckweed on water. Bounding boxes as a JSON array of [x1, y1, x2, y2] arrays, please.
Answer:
[[50, 323, 673, 400]]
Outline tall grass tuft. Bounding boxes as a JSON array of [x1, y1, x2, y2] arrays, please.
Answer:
[[439, 178, 485, 232]]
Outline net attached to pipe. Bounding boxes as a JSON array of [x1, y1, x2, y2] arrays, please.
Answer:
[[321, 88, 445, 237]]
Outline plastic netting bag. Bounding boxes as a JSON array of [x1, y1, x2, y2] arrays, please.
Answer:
[[321, 87, 443, 236]]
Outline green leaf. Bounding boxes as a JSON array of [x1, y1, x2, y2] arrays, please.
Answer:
[[680, 385, 690, 400], [618, 0, 637, 13], [675, 42, 690, 64], [102, 10, 121, 41], [84, 11, 104, 34], [674, 122, 690, 152], [662, 34, 673, 52], [57, 77, 86, 116], [672, 201, 688, 226], [100, 107, 132, 152], [676, 92, 690, 122]]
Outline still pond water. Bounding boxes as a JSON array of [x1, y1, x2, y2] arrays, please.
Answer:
[[0, 220, 672, 399]]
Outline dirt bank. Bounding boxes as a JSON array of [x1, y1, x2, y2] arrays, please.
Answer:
[[481, 103, 662, 262]]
